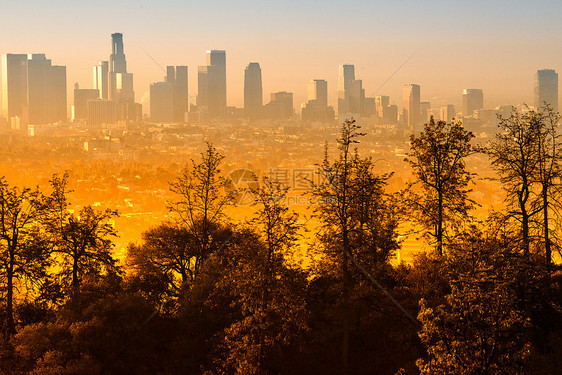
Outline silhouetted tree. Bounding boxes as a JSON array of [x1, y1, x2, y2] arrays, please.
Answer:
[[168, 142, 229, 279], [487, 108, 544, 256], [313, 118, 365, 373], [349, 156, 400, 267], [0, 179, 48, 337], [127, 222, 193, 296], [406, 118, 475, 256], [214, 181, 308, 374], [417, 217, 540, 374], [532, 105, 562, 265], [46, 174, 119, 293]]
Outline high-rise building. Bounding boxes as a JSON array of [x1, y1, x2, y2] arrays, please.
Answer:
[[338, 64, 355, 100], [93, 61, 108, 99], [264, 91, 293, 119], [338, 64, 355, 116], [462, 89, 483, 117], [2, 54, 28, 122], [375, 95, 390, 118], [206, 50, 226, 116], [197, 66, 209, 110], [382, 105, 398, 123], [403, 84, 420, 131], [87, 99, 117, 126], [302, 79, 335, 123], [73, 83, 99, 121], [308, 79, 328, 107], [108, 33, 134, 103], [166, 65, 188, 122], [149, 65, 188, 123], [244, 62, 262, 119], [150, 82, 175, 123], [50, 65, 67, 122], [110, 33, 126, 73], [2, 53, 66, 125], [440, 105, 456, 123], [25, 54, 50, 124], [420, 101, 431, 123], [535, 69, 558, 111], [348, 79, 365, 114]]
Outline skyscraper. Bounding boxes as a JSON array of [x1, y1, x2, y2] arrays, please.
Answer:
[[420, 101, 431, 123], [338, 64, 355, 115], [150, 82, 175, 123], [110, 33, 126, 73], [2, 54, 28, 122], [50, 65, 67, 123], [197, 66, 209, 110], [244, 62, 262, 119], [206, 50, 226, 116], [462, 89, 483, 117], [2, 53, 66, 125], [167, 65, 188, 122], [440, 104, 456, 123], [108, 33, 134, 103], [73, 83, 99, 121], [535, 69, 558, 111], [348, 79, 365, 114], [375, 95, 390, 118], [307, 79, 328, 107], [93, 61, 108, 99], [264, 91, 293, 119], [338, 64, 355, 100], [403, 84, 420, 131], [301, 79, 335, 124]]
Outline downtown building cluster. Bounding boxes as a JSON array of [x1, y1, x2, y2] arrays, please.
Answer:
[[1, 33, 560, 134]]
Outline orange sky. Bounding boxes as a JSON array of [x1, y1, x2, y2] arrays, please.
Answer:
[[1, 0, 562, 113]]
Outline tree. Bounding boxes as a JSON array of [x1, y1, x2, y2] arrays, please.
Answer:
[[168, 143, 229, 280], [313, 118, 365, 373], [406, 117, 475, 256], [417, 218, 539, 374], [127, 220, 231, 307], [0, 178, 49, 337], [127, 222, 193, 295], [46, 174, 119, 293], [349, 156, 400, 267], [214, 181, 308, 374], [60, 206, 119, 290], [532, 105, 562, 265], [487, 108, 544, 256]]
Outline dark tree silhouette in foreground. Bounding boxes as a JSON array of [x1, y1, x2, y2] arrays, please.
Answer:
[[0, 179, 48, 337], [168, 143, 230, 280], [46, 174, 118, 292], [406, 118, 475, 256]]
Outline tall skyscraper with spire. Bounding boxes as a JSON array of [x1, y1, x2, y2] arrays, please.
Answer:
[[108, 33, 134, 103], [535, 69, 558, 111], [244, 62, 262, 119], [86, 33, 141, 126]]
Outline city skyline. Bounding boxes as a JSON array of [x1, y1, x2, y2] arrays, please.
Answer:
[[1, 1, 562, 112], [2, 38, 560, 125]]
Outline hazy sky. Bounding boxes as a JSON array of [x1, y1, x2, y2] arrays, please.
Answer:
[[2, 0, 562, 112]]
